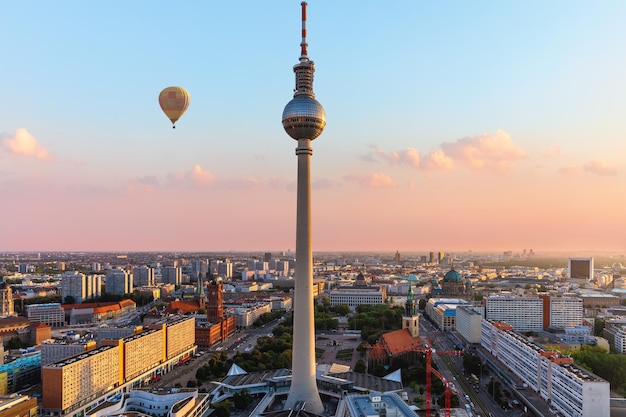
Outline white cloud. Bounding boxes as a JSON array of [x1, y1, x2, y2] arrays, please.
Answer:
[[1, 128, 52, 160]]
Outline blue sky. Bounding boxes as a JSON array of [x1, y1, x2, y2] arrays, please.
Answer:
[[1, 1, 625, 253]]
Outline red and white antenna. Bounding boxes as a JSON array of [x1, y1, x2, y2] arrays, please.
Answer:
[[300, 1, 308, 59]]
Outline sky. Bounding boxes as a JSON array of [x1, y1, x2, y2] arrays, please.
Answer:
[[1, 1, 625, 254]]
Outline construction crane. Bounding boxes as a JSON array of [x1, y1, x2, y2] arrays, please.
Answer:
[[431, 366, 459, 417], [364, 340, 463, 417]]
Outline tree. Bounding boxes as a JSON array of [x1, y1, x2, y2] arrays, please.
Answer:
[[196, 367, 206, 381], [594, 318, 605, 336], [64, 295, 76, 304], [354, 359, 366, 373], [233, 389, 252, 410], [211, 400, 231, 417], [6, 337, 22, 350]]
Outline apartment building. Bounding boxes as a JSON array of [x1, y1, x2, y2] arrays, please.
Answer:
[[133, 266, 155, 287], [481, 320, 609, 417], [61, 272, 101, 304], [484, 294, 544, 332], [42, 316, 196, 417], [42, 345, 121, 415]]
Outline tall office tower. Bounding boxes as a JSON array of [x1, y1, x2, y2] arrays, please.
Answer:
[[0, 281, 14, 317], [191, 259, 208, 280], [429, 252, 436, 264], [282, 2, 326, 412], [209, 260, 222, 275], [105, 269, 133, 295], [264, 252, 272, 262], [134, 266, 155, 287], [438, 251, 445, 263], [162, 266, 182, 286], [217, 261, 233, 278], [275, 260, 290, 277], [569, 257, 594, 280]]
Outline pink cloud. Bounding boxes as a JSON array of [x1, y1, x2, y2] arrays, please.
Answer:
[[362, 146, 421, 168], [364, 130, 526, 173], [421, 149, 455, 171], [189, 164, 215, 185], [542, 145, 560, 158], [557, 166, 582, 176], [344, 172, 397, 189], [582, 160, 618, 176], [440, 130, 526, 171], [1, 128, 52, 160], [166, 164, 215, 188]]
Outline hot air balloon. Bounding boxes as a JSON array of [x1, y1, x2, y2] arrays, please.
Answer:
[[158, 86, 190, 128]]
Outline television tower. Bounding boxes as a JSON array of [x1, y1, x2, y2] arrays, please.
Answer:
[[282, 1, 326, 413]]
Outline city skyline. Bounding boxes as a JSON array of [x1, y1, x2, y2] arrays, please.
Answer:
[[2, 1, 626, 253]]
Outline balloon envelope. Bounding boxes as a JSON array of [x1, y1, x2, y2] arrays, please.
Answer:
[[159, 86, 190, 127]]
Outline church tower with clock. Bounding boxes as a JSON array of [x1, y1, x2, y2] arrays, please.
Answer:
[[207, 277, 224, 324]]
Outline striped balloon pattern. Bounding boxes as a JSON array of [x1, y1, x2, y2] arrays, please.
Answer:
[[158, 86, 190, 128]]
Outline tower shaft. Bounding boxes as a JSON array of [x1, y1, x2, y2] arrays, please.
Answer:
[[285, 139, 323, 413]]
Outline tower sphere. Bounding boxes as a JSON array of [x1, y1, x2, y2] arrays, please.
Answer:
[[282, 96, 326, 140]]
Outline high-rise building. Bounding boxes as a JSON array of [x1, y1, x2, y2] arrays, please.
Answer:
[[483, 294, 544, 332], [191, 260, 208, 280], [61, 271, 101, 304], [569, 257, 594, 280], [281, 2, 326, 412], [134, 266, 155, 287], [217, 261, 233, 278], [162, 266, 182, 286], [105, 269, 133, 295], [540, 294, 583, 330]]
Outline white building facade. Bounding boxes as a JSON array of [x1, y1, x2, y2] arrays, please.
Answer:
[[484, 294, 543, 332], [482, 320, 609, 417]]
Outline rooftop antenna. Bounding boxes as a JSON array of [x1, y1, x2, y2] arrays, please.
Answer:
[[300, 2, 308, 60]]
